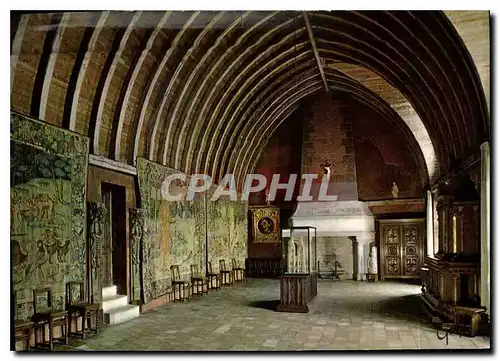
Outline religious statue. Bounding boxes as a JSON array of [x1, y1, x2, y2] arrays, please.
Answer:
[[321, 159, 333, 175], [367, 245, 378, 274], [287, 233, 297, 273], [391, 181, 399, 198]]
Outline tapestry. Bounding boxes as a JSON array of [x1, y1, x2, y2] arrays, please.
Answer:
[[207, 193, 247, 271], [136, 158, 206, 302], [11, 112, 89, 320]]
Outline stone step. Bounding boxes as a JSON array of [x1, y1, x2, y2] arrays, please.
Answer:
[[102, 285, 117, 299], [101, 294, 128, 313], [104, 304, 140, 325]]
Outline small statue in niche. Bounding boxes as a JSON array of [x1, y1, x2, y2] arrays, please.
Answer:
[[321, 159, 333, 175], [391, 181, 399, 199], [367, 245, 378, 274]]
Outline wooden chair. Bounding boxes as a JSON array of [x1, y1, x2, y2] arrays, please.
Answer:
[[66, 282, 100, 339], [207, 261, 221, 290], [13, 292, 34, 351], [31, 287, 68, 351], [190, 264, 207, 296], [231, 259, 245, 282], [219, 259, 232, 286], [171, 265, 188, 302]]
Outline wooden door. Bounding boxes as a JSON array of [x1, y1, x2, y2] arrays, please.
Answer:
[[380, 219, 424, 281]]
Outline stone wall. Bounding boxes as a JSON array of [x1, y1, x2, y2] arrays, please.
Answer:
[[300, 93, 357, 201]]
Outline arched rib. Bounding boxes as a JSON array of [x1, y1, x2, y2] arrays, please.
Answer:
[[132, 11, 199, 164], [114, 12, 171, 162], [69, 11, 109, 131], [93, 11, 142, 155], [39, 13, 70, 121]]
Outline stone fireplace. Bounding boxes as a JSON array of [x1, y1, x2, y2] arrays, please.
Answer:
[[289, 200, 375, 280]]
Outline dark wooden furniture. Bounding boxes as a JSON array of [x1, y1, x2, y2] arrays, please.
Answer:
[[420, 194, 487, 336], [421, 254, 487, 336], [365, 273, 378, 282], [245, 258, 282, 278], [14, 319, 34, 351], [277, 273, 318, 313], [66, 282, 100, 339], [219, 260, 232, 286], [13, 292, 34, 351], [31, 287, 69, 351], [453, 306, 485, 337], [231, 259, 244, 282], [318, 260, 345, 280], [207, 261, 221, 290], [190, 264, 206, 296], [379, 219, 424, 281], [170, 265, 188, 302]]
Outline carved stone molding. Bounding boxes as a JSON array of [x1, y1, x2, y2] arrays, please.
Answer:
[[88, 201, 107, 304], [129, 208, 144, 303]]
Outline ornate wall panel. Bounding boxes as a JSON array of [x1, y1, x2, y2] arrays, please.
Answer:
[[11, 112, 89, 320]]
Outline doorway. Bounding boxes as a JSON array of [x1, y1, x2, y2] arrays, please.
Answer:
[[102, 183, 128, 296]]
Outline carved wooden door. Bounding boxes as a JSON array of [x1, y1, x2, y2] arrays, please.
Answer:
[[380, 219, 424, 281]]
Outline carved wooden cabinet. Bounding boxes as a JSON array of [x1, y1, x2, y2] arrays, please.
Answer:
[[379, 219, 424, 281], [436, 196, 480, 254]]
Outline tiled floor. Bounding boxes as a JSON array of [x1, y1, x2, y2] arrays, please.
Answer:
[[63, 279, 490, 351]]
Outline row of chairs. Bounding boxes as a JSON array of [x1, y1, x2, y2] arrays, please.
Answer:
[[14, 260, 245, 350], [14, 282, 100, 351], [170, 259, 244, 302]]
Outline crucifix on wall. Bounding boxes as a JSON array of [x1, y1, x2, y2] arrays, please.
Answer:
[[320, 159, 333, 175]]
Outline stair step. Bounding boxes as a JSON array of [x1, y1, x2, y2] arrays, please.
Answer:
[[102, 285, 117, 299], [104, 304, 140, 325], [102, 294, 128, 313]]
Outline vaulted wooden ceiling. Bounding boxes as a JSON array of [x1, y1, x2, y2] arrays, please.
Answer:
[[10, 11, 489, 188]]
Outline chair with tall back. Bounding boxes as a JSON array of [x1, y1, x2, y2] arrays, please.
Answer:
[[66, 281, 100, 339], [13, 291, 34, 351], [31, 287, 68, 351], [190, 264, 206, 296], [219, 259, 232, 286], [171, 265, 188, 302], [207, 261, 220, 290], [231, 259, 245, 282]]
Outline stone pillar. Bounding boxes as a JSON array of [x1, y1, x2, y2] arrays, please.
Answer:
[[480, 142, 490, 314], [349, 236, 358, 280], [426, 190, 434, 257], [349, 235, 373, 281]]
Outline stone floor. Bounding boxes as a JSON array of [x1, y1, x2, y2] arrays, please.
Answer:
[[61, 279, 490, 351]]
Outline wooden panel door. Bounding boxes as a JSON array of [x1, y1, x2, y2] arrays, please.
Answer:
[[380, 219, 424, 281], [402, 223, 423, 277], [381, 224, 402, 279]]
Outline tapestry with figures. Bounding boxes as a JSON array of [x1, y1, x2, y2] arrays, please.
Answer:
[[10, 112, 89, 320], [207, 192, 247, 272], [136, 158, 206, 303]]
